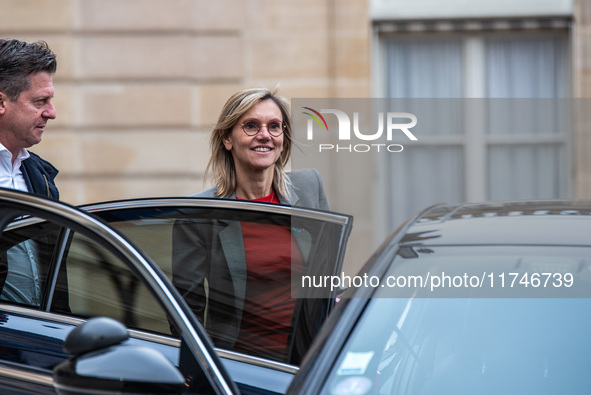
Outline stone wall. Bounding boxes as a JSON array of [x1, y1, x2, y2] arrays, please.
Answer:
[[0, 0, 370, 205], [574, 0, 591, 198]]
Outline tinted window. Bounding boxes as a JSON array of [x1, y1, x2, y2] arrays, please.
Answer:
[[0, 194, 235, 395], [92, 204, 350, 365], [0, 218, 62, 308], [0, 215, 172, 336], [51, 231, 172, 335]]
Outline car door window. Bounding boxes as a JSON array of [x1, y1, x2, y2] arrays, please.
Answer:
[[86, 201, 352, 366], [0, 192, 239, 395], [0, 215, 173, 339], [0, 214, 172, 337], [0, 218, 62, 309], [51, 231, 173, 336]]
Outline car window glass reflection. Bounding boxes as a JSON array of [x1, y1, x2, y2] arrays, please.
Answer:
[[172, 216, 306, 363], [51, 232, 172, 336], [0, 219, 61, 308], [4, 240, 42, 305], [97, 206, 348, 365]]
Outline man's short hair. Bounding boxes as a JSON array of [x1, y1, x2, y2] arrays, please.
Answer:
[[0, 39, 57, 101]]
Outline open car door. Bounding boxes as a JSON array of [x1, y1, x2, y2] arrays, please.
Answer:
[[81, 197, 353, 394], [0, 188, 238, 394]]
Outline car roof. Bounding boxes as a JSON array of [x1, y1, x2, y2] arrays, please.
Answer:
[[400, 200, 591, 247]]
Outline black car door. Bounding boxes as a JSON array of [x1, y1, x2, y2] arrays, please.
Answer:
[[0, 189, 238, 394], [81, 198, 353, 393]]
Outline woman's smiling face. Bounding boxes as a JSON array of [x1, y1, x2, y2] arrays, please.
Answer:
[[223, 99, 285, 177]]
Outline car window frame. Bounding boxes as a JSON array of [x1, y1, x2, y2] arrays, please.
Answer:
[[79, 197, 353, 387], [0, 188, 238, 395]]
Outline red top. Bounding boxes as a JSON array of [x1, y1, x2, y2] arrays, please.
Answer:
[[234, 191, 304, 361]]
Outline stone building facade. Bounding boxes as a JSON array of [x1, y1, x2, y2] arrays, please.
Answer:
[[0, 0, 370, 204], [1, 0, 589, 272]]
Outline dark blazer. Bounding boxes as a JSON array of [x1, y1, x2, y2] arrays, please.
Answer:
[[0, 151, 62, 309], [172, 169, 330, 363], [20, 151, 59, 200]]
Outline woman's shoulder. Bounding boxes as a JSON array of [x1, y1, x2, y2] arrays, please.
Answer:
[[190, 186, 220, 198], [287, 168, 329, 210], [287, 168, 322, 186]]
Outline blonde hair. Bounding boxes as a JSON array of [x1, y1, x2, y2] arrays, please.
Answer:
[[205, 87, 292, 198]]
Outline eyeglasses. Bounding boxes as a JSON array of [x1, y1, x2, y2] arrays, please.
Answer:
[[241, 119, 285, 137]]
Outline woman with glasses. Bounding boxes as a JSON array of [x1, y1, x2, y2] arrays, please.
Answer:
[[199, 87, 328, 207], [173, 87, 329, 364]]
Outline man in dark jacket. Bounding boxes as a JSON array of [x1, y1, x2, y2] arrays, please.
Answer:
[[0, 39, 60, 306], [0, 39, 59, 199]]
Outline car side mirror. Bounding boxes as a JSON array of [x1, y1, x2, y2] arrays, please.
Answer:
[[53, 317, 185, 394]]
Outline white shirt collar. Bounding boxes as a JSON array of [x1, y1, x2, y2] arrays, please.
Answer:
[[0, 143, 30, 192], [0, 143, 30, 164]]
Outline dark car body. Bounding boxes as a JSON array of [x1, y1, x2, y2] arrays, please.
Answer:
[[289, 201, 591, 394]]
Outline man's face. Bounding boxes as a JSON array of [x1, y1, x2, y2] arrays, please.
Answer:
[[0, 71, 56, 155]]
